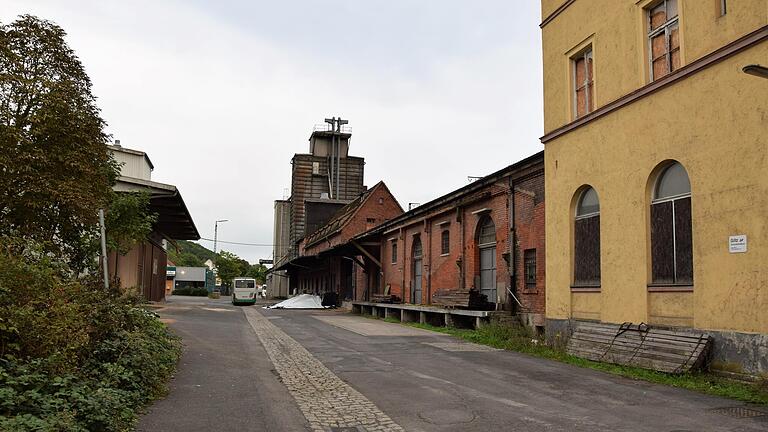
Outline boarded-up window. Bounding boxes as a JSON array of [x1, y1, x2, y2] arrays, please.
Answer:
[[651, 162, 693, 284], [648, 0, 680, 81], [441, 230, 450, 255], [573, 48, 594, 118], [524, 249, 537, 289], [574, 187, 601, 286]]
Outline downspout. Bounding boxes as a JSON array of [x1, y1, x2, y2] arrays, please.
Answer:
[[510, 178, 518, 314], [425, 219, 431, 304], [400, 227, 407, 303], [458, 206, 465, 291]]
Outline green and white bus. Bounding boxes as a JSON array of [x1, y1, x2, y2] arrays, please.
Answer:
[[232, 277, 258, 305]]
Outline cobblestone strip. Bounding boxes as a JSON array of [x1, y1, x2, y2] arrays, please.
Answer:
[[243, 308, 405, 432]]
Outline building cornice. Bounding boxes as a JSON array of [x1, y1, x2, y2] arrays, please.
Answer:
[[540, 0, 577, 29], [541, 25, 768, 144]]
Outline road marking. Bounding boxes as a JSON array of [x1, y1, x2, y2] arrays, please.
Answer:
[[423, 341, 500, 352], [407, 370, 528, 408], [312, 315, 448, 337], [243, 308, 404, 432]]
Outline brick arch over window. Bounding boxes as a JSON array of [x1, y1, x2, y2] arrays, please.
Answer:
[[649, 161, 693, 285], [573, 186, 601, 286]]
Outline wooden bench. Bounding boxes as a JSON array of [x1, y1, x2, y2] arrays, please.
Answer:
[[432, 289, 489, 309], [566, 321, 711, 374], [370, 286, 399, 304]]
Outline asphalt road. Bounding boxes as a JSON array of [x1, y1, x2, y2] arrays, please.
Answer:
[[136, 296, 305, 432], [139, 297, 768, 432]]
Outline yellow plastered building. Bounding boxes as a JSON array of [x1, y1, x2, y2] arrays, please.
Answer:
[[540, 0, 768, 374]]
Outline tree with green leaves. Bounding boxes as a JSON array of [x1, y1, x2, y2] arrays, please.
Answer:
[[167, 240, 214, 267], [170, 251, 204, 267], [0, 15, 118, 270], [104, 191, 157, 287], [214, 250, 250, 289], [246, 263, 268, 284], [105, 192, 156, 255]]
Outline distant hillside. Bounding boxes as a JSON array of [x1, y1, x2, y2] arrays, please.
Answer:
[[168, 240, 216, 267]]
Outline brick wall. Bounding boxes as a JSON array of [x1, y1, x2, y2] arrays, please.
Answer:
[[292, 182, 402, 302], [303, 182, 402, 257], [513, 171, 546, 316], [375, 167, 546, 315], [380, 183, 515, 307]]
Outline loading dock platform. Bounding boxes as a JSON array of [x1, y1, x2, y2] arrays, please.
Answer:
[[350, 301, 492, 329]]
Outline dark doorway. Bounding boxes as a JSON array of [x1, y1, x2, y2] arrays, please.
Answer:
[[412, 237, 423, 304], [477, 216, 497, 303]]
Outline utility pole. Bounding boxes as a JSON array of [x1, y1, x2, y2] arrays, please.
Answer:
[[214, 219, 228, 254]]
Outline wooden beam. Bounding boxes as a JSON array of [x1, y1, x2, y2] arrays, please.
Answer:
[[343, 255, 366, 268], [350, 240, 381, 269]]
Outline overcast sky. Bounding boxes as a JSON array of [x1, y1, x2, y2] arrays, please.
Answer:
[[4, 1, 544, 263]]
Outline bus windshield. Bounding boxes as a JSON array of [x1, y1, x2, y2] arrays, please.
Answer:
[[235, 279, 255, 289]]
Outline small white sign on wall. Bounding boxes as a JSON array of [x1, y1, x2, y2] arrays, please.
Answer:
[[729, 235, 747, 254]]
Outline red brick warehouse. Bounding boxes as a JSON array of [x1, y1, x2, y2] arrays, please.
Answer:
[[353, 152, 545, 326], [276, 181, 403, 304]]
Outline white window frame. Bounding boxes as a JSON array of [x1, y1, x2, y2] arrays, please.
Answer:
[[572, 47, 594, 119], [647, 0, 680, 82], [651, 167, 692, 283]]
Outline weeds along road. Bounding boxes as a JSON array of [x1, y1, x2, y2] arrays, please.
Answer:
[[140, 296, 768, 432]]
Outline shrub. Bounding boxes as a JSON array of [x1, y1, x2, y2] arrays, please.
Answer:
[[0, 246, 182, 431], [171, 287, 208, 296]]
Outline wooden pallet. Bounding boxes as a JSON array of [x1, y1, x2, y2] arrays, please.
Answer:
[[370, 294, 399, 303], [432, 289, 489, 309], [566, 322, 711, 374]]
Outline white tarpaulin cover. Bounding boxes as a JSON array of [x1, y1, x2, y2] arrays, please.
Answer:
[[264, 294, 326, 309]]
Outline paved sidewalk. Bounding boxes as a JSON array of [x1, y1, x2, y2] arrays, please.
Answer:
[[137, 299, 306, 432]]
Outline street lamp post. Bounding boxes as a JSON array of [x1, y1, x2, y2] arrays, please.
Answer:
[[213, 219, 228, 254]]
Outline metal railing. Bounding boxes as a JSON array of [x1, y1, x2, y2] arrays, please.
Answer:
[[312, 124, 352, 133]]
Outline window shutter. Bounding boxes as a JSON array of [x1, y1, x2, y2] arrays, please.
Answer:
[[574, 215, 601, 285], [674, 197, 693, 284], [651, 201, 675, 283]]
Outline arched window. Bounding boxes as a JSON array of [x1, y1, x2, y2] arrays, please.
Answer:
[[574, 187, 601, 286], [477, 216, 497, 303], [478, 216, 496, 246], [651, 162, 692, 284]]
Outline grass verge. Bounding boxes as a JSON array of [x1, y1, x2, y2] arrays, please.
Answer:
[[363, 313, 768, 405]]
